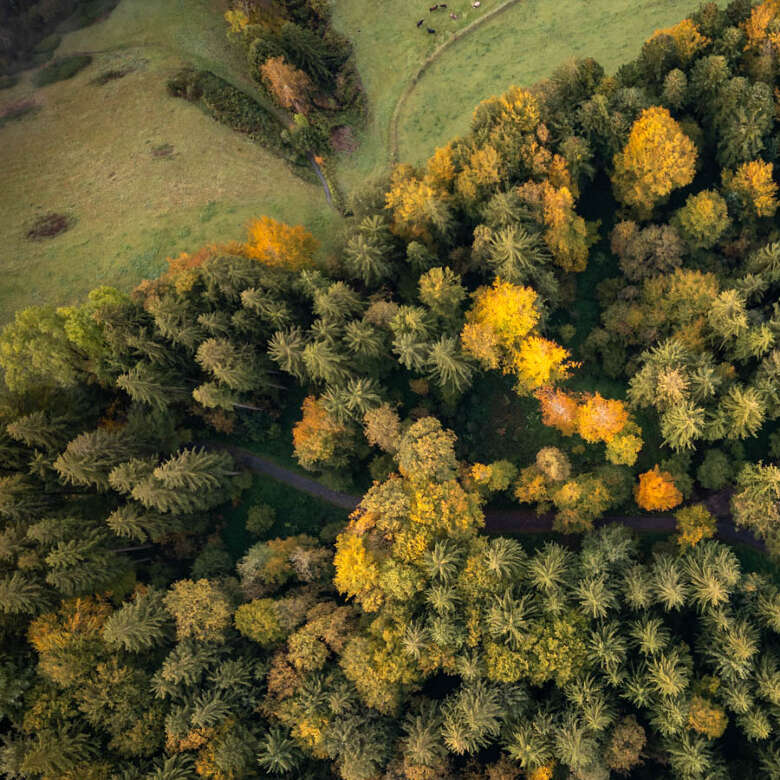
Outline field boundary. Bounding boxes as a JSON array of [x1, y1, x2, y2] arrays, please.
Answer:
[[388, 0, 524, 165]]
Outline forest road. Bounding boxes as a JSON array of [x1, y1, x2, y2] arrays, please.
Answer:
[[222, 445, 766, 551]]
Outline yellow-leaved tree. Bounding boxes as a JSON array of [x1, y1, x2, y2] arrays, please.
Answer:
[[612, 106, 697, 218], [723, 160, 779, 219], [461, 279, 574, 393], [649, 19, 709, 63]]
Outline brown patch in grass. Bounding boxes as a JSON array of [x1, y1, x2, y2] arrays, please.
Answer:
[[26, 213, 74, 240], [330, 124, 358, 153], [151, 143, 176, 159]]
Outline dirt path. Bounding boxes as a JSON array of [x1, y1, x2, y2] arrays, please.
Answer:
[[225, 446, 765, 550], [388, 0, 525, 165]]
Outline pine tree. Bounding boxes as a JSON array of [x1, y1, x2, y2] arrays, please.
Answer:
[[313, 282, 364, 324], [343, 320, 386, 361], [257, 726, 304, 774], [418, 267, 466, 322], [0, 572, 48, 615], [192, 381, 262, 412], [652, 554, 688, 611], [343, 216, 394, 286], [117, 362, 188, 410], [302, 340, 352, 385], [0, 474, 50, 520], [5, 410, 69, 452], [106, 502, 182, 542], [393, 332, 430, 372], [195, 338, 267, 393], [152, 448, 237, 492], [426, 336, 474, 398], [486, 225, 551, 285], [102, 588, 171, 651], [54, 427, 142, 490], [268, 327, 307, 380]]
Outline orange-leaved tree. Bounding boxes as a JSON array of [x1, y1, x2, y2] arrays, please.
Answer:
[[259, 56, 313, 114], [635, 466, 683, 511], [293, 396, 353, 471], [576, 393, 630, 443], [612, 106, 697, 218], [536, 388, 642, 465], [744, 0, 780, 55], [231, 216, 318, 271]]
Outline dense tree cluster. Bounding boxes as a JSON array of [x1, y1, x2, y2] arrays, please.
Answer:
[[224, 0, 366, 159], [0, 0, 779, 777]]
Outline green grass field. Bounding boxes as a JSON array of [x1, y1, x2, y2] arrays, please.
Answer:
[[0, 0, 340, 322]]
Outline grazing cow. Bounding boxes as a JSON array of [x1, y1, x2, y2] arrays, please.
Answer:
[[472, 1, 480, 6], [417, 18, 424, 26], [429, 4, 439, 11], [440, 2, 447, 6], [450, 12, 458, 18], [427, 27, 436, 33]]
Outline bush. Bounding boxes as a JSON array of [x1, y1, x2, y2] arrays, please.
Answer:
[[697, 449, 732, 490], [0, 75, 19, 91], [33, 34, 61, 54], [167, 68, 293, 159], [246, 504, 277, 537], [33, 55, 93, 87], [191, 545, 233, 579]]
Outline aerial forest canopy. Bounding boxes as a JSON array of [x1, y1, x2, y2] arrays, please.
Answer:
[[0, 0, 779, 778]]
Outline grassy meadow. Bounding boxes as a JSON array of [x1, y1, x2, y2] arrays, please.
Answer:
[[0, 0, 340, 322]]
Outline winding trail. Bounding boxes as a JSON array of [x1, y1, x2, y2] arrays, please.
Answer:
[[224, 446, 765, 551], [388, 0, 525, 165]]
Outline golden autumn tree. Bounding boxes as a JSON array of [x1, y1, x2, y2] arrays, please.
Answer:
[[576, 393, 630, 443], [385, 162, 457, 241], [675, 504, 717, 548], [612, 106, 697, 217], [744, 0, 780, 55], [512, 336, 575, 392], [649, 18, 709, 63], [259, 56, 313, 114], [635, 466, 683, 511], [516, 178, 591, 271], [461, 280, 574, 394], [233, 216, 318, 270], [293, 396, 353, 471], [463, 279, 540, 358], [723, 160, 779, 218], [673, 190, 731, 249], [540, 182, 591, 271], [425, 144, 456, 189], [455, 144, 503, 203]]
